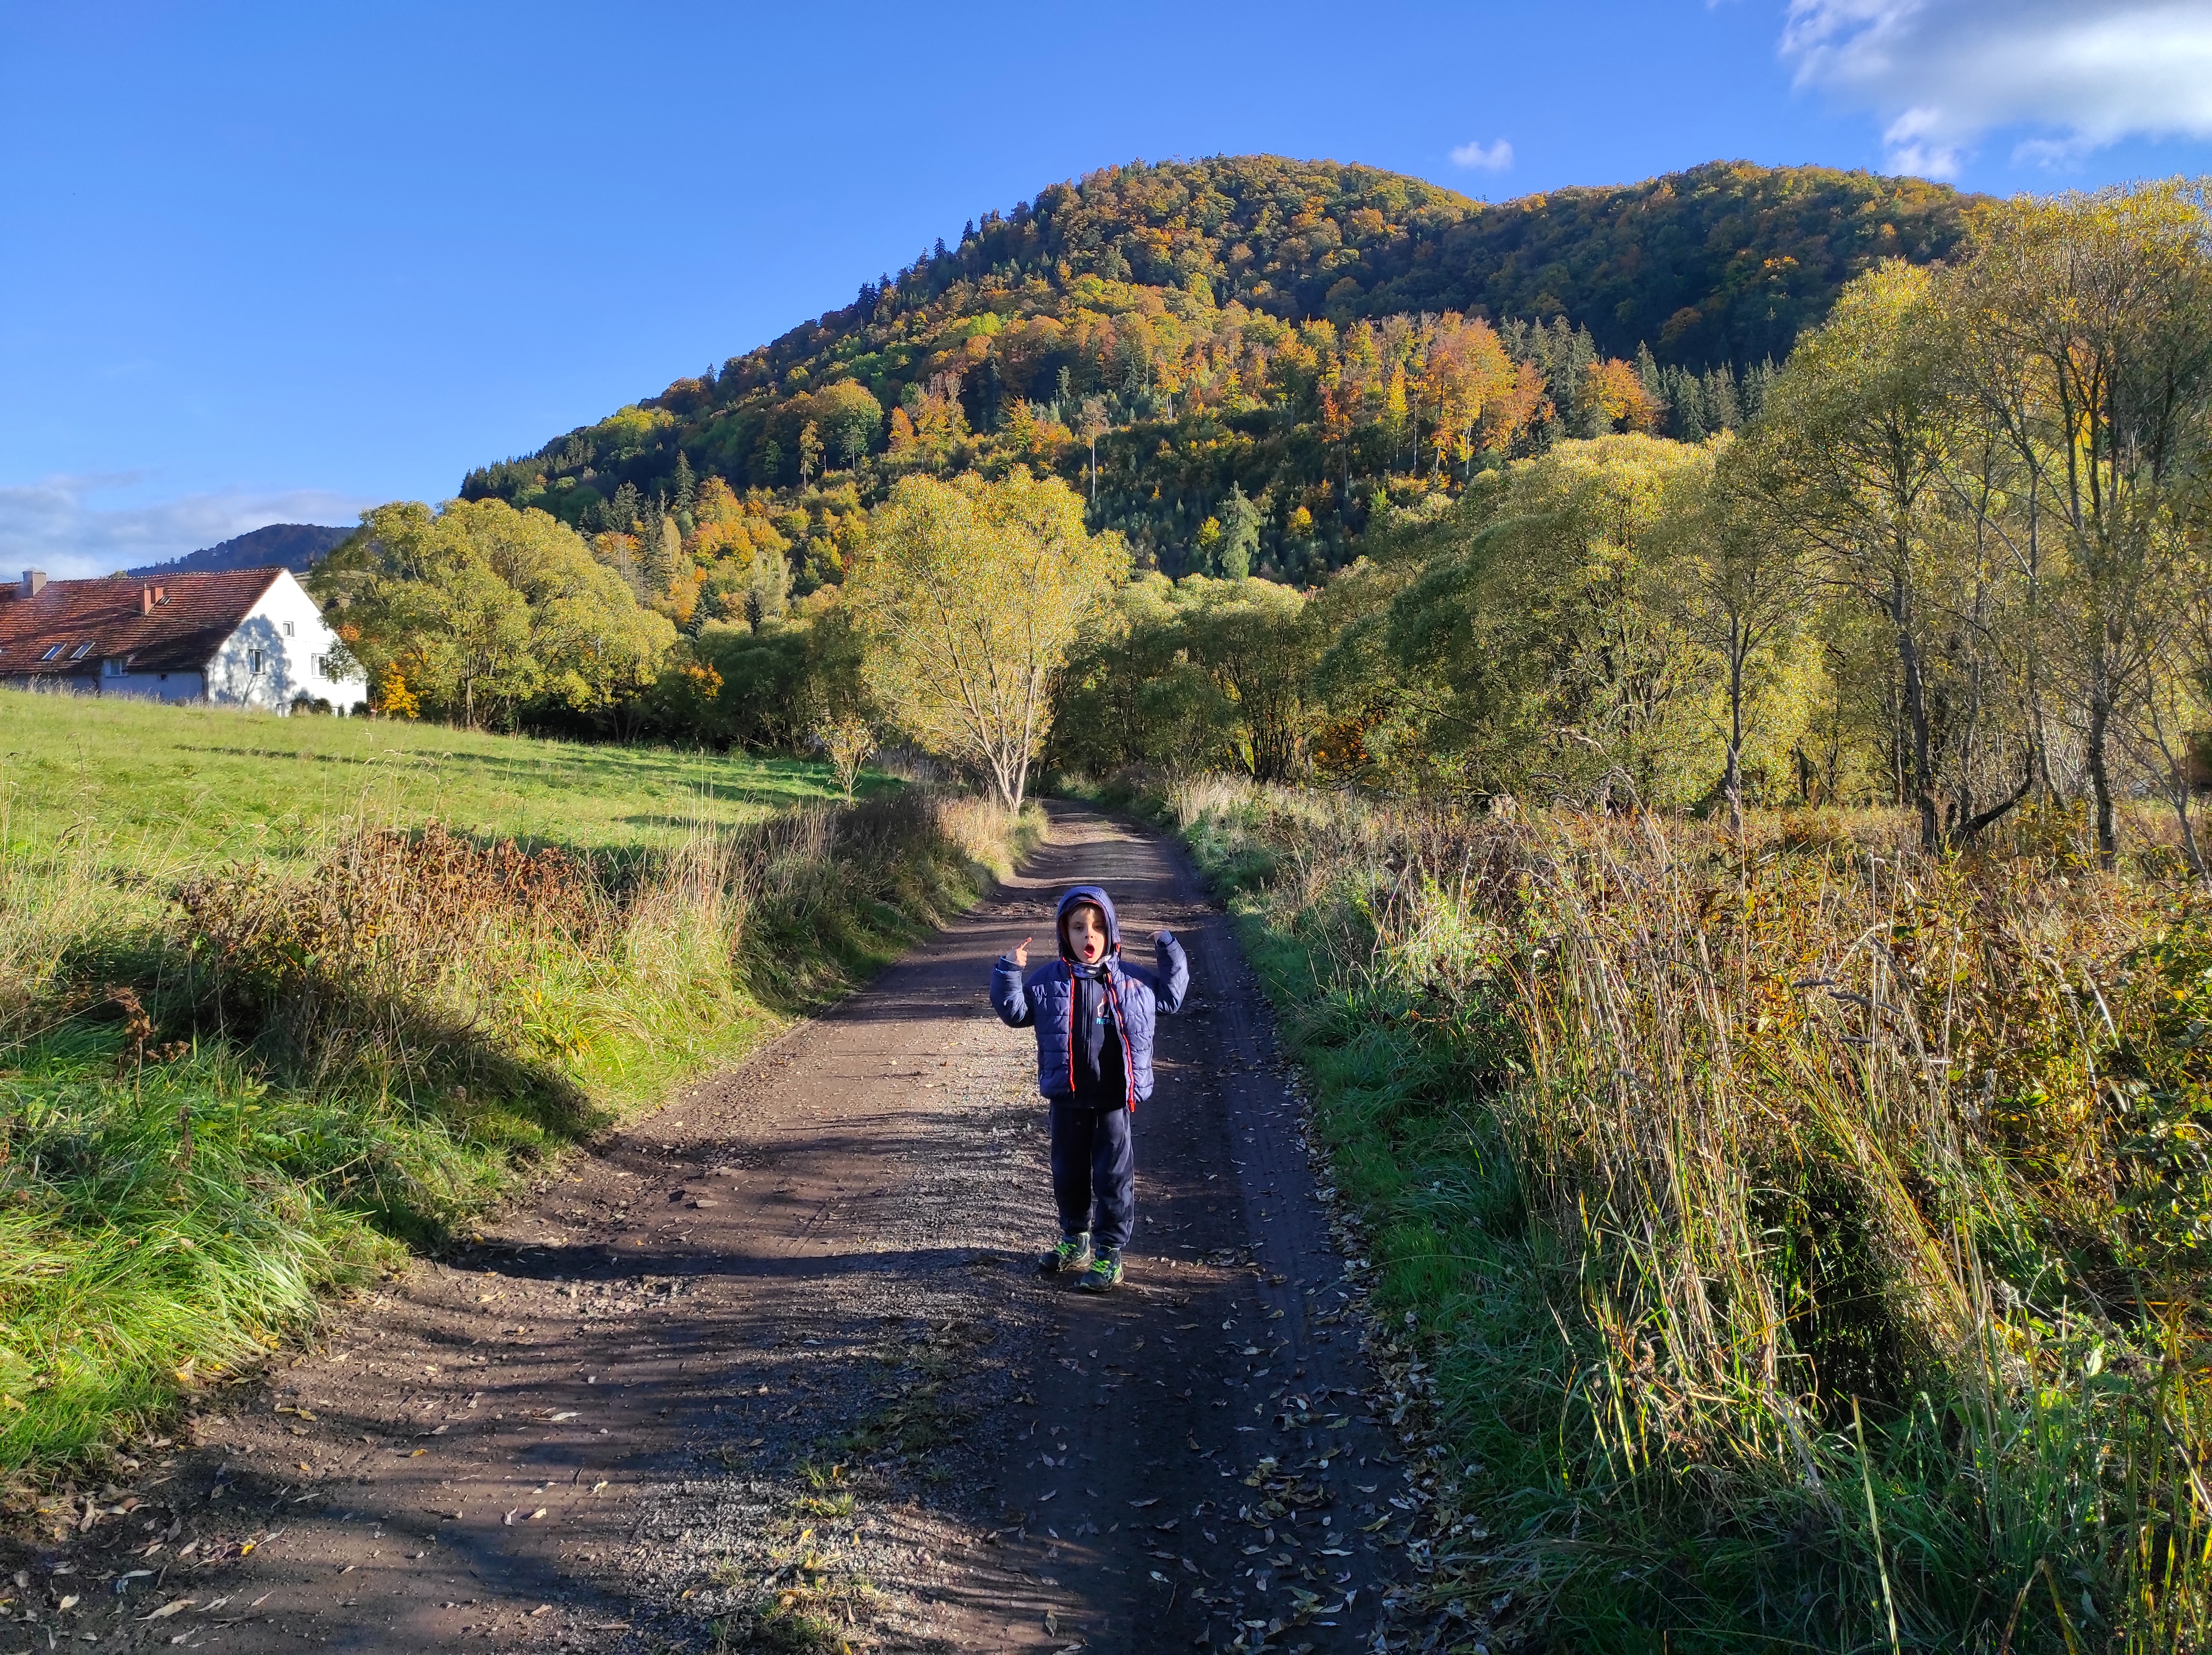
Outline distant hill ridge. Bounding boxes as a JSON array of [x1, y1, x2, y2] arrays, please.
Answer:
[[127, 523, 354, 579]]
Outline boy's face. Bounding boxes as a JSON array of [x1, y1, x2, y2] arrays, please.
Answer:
[[1065, 903, 1109, 964]]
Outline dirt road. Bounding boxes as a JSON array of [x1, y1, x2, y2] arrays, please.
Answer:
[[8, 805, 1416, 1653]]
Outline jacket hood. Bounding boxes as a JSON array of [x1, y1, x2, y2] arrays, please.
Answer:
[[1056, 885, 1121, 960]]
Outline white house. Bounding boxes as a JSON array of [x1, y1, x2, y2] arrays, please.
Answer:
[[0, 566, 363, 711]]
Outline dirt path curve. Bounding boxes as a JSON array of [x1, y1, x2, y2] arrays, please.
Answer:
[[10, 805, 1414, 1654]]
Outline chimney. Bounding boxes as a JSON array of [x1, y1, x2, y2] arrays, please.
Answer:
[[142, 585, 155, 615], [20, 570, 45, 598]]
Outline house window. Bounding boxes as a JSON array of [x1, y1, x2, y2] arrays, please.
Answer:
[[283, 619, 296, 637], [102, 658, 126, 677], [71, 642, 93, 659], [40, 644, 63, 661], [248, 648, 265, 674]]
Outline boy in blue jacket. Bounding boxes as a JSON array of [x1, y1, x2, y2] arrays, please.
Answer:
[[991, 886, 1189, 1292]]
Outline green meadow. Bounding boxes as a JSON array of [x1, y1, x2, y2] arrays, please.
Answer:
[[0, 691, 852, 867], [0, 692, 1023, 1484]]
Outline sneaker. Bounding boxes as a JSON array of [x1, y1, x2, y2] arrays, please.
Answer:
[[1078, 1250, 1124, 1293], [1038, 1233, 1092, 1274]]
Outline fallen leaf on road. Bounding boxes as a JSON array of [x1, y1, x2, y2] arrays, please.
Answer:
[[144, 1599, 194, 1619], [1130, 1497, 1159, 1509], [549, 1411, 577, 1422], [57, 1594, 78, 1611], [531, 1508, 548, 1520], [1037, 1489, 1057, 1502], [1044, 1609, 1058, 1634], [531, 1604, 553, 1616]]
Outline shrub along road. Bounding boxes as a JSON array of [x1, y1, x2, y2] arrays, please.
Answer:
[[9, 805, 1415, 1653]]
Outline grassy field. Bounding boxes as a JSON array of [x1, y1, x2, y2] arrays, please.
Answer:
[[1084, 772, 2212, 1655], [0, 695, 1029, 1484], [0, 690, 853, 866]]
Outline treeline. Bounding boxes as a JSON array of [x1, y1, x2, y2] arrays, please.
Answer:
[[457, 156, 1966, 583], [1060, 180, 2212, 867], [329, 178, 2212, 874]]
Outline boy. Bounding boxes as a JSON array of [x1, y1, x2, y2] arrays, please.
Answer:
[[990, 886, 1189, 1293]]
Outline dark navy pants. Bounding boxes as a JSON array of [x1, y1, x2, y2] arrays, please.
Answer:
[[1049, 1099, 1135, 1252]]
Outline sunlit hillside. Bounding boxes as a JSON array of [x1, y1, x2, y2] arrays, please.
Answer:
[[460, 156, 1972, 582]]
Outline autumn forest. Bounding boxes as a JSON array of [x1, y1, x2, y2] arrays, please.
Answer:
[[455, 156, 1967, 590]]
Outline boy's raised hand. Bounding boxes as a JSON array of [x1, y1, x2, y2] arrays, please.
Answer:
[[1012, 935, 1032, 968]]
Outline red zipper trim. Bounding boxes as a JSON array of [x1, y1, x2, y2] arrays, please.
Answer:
[[1065, 964, 1078, 1095]]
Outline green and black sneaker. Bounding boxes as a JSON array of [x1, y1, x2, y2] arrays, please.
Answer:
[[1038, 1233, 1092, 1275], [1078, 1248, 1124, 1293]]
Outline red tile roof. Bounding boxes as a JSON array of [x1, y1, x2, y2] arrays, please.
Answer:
[[0, 568, 286, 676]]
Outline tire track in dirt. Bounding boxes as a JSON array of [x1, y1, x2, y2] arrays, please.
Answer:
[[4, 804, 1415, 1654]]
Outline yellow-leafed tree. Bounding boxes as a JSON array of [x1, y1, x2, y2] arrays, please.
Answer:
[[844, 470, 1128, 809]]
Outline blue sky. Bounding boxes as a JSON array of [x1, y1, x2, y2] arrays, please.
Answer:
[[4, 0, 2210, 576]]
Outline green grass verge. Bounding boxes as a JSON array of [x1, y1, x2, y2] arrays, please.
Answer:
[[0, 687, 862, 866], [1150, 794, 1589, 1642], [1, 702, 1034, 1483]]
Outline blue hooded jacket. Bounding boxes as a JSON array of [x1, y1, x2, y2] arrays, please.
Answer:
[[991, 886, 1189, 1107]]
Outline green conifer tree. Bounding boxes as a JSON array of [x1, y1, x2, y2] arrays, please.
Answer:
[[1668, 368, 1708, 441], [1703, 366, 1741, 431], [1218, 484, 1262, 581], [1636, 343, 1667, 418]]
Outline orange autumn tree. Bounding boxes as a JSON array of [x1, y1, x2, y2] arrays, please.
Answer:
[[1585, 357, 1660, 432], [1418, 314, 1517, 477], [1483, 359, 1553, 452]]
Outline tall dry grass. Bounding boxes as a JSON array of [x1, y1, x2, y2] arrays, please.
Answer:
[[0, 788, 1030, 1481], [1157, 773, 2212, 1651]]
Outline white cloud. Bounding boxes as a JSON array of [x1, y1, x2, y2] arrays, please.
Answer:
[[1781, 0, 2212, 177], [1450, 137, 1514, 171], [0, 475, 373, 581]]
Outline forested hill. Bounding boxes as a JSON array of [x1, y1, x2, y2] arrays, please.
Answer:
[[126, 522, 354, 578], [461, 155, 1972, 587]]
